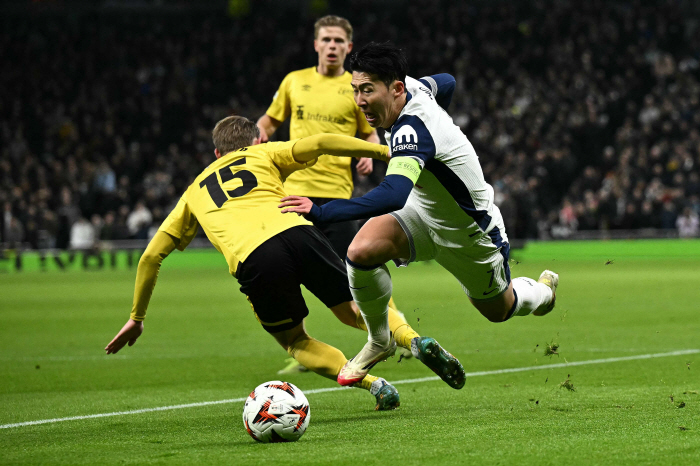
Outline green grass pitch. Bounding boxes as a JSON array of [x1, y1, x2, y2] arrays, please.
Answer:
[[1, 239, 699, 465]]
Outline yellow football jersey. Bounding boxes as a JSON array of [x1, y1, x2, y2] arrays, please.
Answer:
[[266, 67, 373, 199], [158, 140, 315, 276]]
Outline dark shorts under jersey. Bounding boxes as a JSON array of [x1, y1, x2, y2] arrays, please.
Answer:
[[309, 197, 359, 260], [236, 225, 353, 333]]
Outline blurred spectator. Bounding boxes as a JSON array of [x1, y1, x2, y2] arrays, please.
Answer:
[[38, 210, 58, 249], [56, 188, 81, 249], [660, 201, 678, 230], [6, 217, 25, 248], [1, 0, 699, 247], [127, 201, 152, 240], [2, 202, 12, 244], [69, 217, 95, 250], [94, 160, 117, 194], [100, 211, 128, 241], [676, 207, 699, 237]]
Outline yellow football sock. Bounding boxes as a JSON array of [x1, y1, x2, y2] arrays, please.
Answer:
[[355, 374, 379, 391], [355, 310, 368, 331], [389, 309, 420, 349], [287, 335, 347, 381], [387, 296, 398, 311]]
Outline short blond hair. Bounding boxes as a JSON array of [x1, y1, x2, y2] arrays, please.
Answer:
[[314, 15, 353, 41], [212, 116, 259, 155]]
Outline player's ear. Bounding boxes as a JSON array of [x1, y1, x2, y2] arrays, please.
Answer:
[[252, 137, 262, 146], [214, 148, 222, 159], [346, 41, 353, 53], [313, 39, 320, 53], [392, 80, 405, 96]]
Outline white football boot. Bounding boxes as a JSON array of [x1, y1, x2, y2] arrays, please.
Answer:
[[533, 270, 559, 316], [337, 339, 396, 386]]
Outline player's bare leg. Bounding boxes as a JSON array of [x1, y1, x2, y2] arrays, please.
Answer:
[[340, 215, 465, 388], [470, 271, 558, 322], [270, 321, 399, 410]]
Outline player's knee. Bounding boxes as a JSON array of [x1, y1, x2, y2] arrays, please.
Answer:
[[330, 301, 360, 328], [139, 251, 160, 266], [285, 332, 310, 354], [484, 311, 510, 323], [272, 323, 309, 352], [346, 240, 378, 265], [472, 302, 510, 323]]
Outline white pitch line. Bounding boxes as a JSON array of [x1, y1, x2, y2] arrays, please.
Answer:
[[1, 349, 697, 430], [0, 347, 670, 362]]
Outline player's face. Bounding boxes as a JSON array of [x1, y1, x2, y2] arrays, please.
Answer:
[[314, 27, 352, 70], [352, 71, 401, 129]]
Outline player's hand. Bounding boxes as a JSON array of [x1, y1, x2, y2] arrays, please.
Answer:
[[279, 196, 313, 216], [105, 319, 144, 354], [257, 124, 270, 143], [356, 158, 374, 176]]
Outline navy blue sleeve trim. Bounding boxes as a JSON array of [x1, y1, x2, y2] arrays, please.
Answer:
[[390, 114, 436, 164], [307, 175, 414, 224], [418, 73, 455, 109]]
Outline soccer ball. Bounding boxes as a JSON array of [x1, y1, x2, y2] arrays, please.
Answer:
[[242, 380, 310, 443]]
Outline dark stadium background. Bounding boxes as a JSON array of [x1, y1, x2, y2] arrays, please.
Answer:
[[2, 0, 699, 258]]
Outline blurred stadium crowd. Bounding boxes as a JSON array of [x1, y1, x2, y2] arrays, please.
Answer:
[[2, 0, 699, 251]]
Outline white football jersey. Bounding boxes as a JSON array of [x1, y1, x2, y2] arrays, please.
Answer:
[[385, 76, 508, 248]]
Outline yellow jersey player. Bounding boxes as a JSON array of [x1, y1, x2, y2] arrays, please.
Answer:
[[257, 16, 409, 373], [104, 116, 424, 411], [257, 15, 377, 259]]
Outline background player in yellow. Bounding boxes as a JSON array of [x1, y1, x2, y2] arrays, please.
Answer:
[[104, 116, 430, 410], [257, 15, 409, 373], [257, 15, 377, 259]]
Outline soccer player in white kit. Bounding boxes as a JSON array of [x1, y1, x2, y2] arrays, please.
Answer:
[[280, 42, 559, 387]]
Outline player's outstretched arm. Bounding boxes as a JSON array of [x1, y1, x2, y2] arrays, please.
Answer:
[[280, 174, 414, 222], [105, 319, 143, 354], [280, 156, 421, 223], [104, 231, 179, 354], [256, 114, 282, 143], [291, 133, 389, 164]]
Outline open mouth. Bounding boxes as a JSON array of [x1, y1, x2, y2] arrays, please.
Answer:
[[363, 112, 377, 124], [327, 54, 338, 61]]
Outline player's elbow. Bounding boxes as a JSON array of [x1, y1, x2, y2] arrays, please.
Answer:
[[139, 245, 170, 266], [138, 251, 161, 266], [380, 178, 413, 213]]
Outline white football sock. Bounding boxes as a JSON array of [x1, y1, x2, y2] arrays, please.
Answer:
[[510, 277, 553, 317], [346, 261, 392, 346]]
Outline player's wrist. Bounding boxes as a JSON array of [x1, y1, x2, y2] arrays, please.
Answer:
[[308, 203, 322, 222], [378, 146, 390, 163]]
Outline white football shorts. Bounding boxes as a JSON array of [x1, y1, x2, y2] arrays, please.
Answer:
[[389, 202, 511, 300]]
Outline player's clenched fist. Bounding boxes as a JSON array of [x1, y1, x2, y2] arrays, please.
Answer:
[[105, 319, 144, 354]]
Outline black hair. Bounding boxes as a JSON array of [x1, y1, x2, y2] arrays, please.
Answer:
[[349, 41, 407, 88]]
